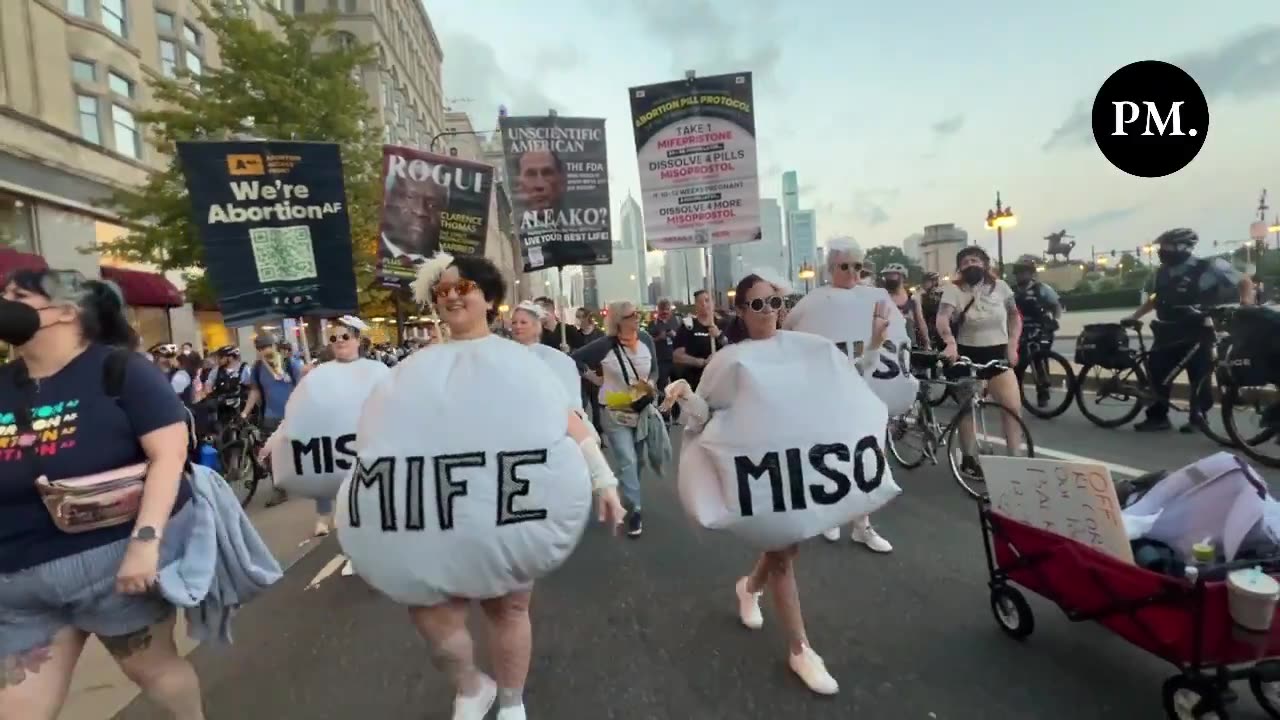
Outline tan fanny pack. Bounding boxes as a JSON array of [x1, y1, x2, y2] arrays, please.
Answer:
[[35, 463, 148, 534]]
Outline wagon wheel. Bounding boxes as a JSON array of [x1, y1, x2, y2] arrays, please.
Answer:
[[1249, 674, 1280, 719], [989, 585, 1034, 640], [1162, 675, 1229, 719]]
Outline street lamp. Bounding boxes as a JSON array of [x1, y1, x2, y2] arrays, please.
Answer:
[[798, 262, 816, 292], [985, 191, 1017, 272]]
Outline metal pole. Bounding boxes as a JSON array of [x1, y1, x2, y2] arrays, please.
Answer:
[[557, 266, 567, 348], [682, 251, 691, 304]]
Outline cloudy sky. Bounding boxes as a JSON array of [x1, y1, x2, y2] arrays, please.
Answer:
[[427, 0, 1279, 264]]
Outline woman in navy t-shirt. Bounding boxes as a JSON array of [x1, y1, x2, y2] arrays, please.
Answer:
[[0, 269, 204, 719]]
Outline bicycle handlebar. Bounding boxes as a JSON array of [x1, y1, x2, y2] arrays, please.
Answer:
[[951, 356, 1009, 370]]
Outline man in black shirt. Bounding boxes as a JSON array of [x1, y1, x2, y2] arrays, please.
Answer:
[[536, 296, 569, 350], [674, 290, 726, 390], [568, 307, 605, 431], [648, 298, 682, 422]]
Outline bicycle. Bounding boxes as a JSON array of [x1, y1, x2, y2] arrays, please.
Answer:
[[886, 352, 1036, 501], [1218, 305, 1280, 468], [1073, 306, 1233, 447], [1015, 323, 1077, 419], [197, 392, 263, 508]]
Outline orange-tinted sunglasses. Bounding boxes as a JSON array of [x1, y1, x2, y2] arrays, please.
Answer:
[[432, 278, 477, 300]]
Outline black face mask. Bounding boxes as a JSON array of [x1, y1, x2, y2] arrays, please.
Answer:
[[1158, 248, 1191, 266], [961, 266, 987, 285], [0, 298, 42, 347], [1015, 275, 1032, 287], [883, 279, 902, 291]]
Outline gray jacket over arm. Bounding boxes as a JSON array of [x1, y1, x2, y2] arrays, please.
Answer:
[[570, 331, 660, 384]]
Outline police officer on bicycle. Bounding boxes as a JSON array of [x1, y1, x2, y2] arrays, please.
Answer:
[[1127, 228, 1254, 433], [1011, 256, 1062, 406]]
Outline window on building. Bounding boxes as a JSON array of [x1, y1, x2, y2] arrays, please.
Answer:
[[185, 49, 202, 75], [71, 59, 96, 83], [107, 71, 133, 98], [111, 104, 140, 159], [159, 40, 178, 77], [294, 0, 306, 13], [333, 31, 356, 51], [0, 192, 39, 254], [77, 94, 101, 144], [155, 10, 174, 33], [100, 0, 127, 37], [344, 0, 357, 12], [66, 0, 87, 18], [328, 0, 339, 10], [183, 23, 200, 46]]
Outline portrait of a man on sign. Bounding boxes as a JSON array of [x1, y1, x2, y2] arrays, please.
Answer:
[[381, 171, 449, 264], [516, 149, 566, 213]]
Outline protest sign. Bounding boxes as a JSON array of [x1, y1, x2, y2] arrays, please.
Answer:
[[336, 335, 591, 606], [678, 331, 901, 550], [982, 456, 1134, 564], [377, 146, 493, 285], [629, 71, 761, 250], [499, 116, 611, 271], [177, 140, 358, 325]]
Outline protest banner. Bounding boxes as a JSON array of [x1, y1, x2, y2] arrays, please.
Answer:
[[377, 146, 493, 285], [176, 140, 358, 326], [498, 115, 612, 272], [629, 71, 762, 250]]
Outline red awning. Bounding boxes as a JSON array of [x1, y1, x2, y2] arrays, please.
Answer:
[[0, 247, 49, 280], [99, 265, 184, 308]]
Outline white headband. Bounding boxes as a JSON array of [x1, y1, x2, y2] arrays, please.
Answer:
[[514, 301, 546, 320]]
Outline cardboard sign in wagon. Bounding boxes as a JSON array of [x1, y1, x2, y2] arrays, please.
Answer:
[[981, 456, 1134, 564]]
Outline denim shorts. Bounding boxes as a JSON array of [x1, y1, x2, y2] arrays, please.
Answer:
[[0, 504, 194, 657]]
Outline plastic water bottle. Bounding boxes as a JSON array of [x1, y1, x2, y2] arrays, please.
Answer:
[[197, 442, 220, 472]]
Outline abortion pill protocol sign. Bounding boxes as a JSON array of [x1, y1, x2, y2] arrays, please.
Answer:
[[629, 72, 761, 250]]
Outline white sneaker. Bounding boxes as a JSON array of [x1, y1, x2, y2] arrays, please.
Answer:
[[851, 523, 893, 553], [822, 527, 840, 542], [789, 645, 839, 695], [497, 705, 527, 720], [313, 518, 331, 536], [735, 577, 763, 630], [453, 674, 497, 720]]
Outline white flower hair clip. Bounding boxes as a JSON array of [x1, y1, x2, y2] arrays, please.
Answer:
[[514, 300, 546, 319], [411, 252, 455, 306]]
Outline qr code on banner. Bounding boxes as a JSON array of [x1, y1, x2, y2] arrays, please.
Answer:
[[249, 225, 319, 283]]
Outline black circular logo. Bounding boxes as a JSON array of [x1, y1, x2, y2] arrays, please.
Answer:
[[1091, 60, 1209, 178]]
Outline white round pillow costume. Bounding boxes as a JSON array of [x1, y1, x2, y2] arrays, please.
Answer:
[[784, 284, 919, 416], [267, 357, 390, 500], [527, 342, 584, 412], [677, 330, 902, 550], [335, 335, 592, 606]]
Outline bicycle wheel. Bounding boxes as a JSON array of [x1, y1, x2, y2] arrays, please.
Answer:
[[887, 409, 929, 469], [944, 401, 1036, 501], [1017, 350, 1077, 419], [221, 442, 260, 508], [1075, 362, 1147, 428], [1190, 371, 1235, 447], [923, 365, 950, 406], [1223, 384, 1280, 468]]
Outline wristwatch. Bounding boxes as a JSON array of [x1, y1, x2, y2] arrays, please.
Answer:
[[131, 526, 160, 542]]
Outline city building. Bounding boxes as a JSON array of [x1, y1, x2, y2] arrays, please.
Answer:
[[918, 223, 969, 276], [710, 243, 744, 307], [741, 197, 786, 279], [0, 0, 446, 351], [619, 194, 646, 301], [781, 170, 799, 214], [787, 209, 817, 281], [661, 247, 705, 305], [646, 276, 663, 306], [903, 232, 925, 262]]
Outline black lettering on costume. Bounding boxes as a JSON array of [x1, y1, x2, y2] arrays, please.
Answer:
[[434, 452, 484, 530], [292, 437, 322, 475], [496, 450, 550, 526], [873, 340, 901, 379], [404, 456, 427, 530], [734, 452, 784, 517], [809, 443, 852, 504], [852, 435, 886, 492], [348, 457, 396, 530], [784, 447, 807, 510], [335, 433, 358, 470]]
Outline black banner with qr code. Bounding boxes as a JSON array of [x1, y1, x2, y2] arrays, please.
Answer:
[[176, 140, 359, 326]]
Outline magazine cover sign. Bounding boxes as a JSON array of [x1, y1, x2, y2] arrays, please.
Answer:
[[630, 72, 761, 250], [499, 116, 612, 272], [378, 146, 493, 284], [176, 140, 358, 326]]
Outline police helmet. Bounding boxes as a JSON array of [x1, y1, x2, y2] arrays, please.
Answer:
[[1012, 254, 1041, 271], [880, 263, 909, 276], [1154, 228, 1198, 249]]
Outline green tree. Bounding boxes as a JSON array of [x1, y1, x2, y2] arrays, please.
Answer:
[[99, 1, 390, 314]]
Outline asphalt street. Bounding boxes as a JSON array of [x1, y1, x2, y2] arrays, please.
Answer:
[[114, 400, 1280, 720]]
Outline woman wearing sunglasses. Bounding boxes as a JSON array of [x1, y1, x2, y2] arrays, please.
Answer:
[[665, 272, 899, 696], [336, 253, 625, 720], [570, 300, 670, 538]]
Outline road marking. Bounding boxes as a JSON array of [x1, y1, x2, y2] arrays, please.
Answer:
[[306, 553, 347, 590], [980, 435, 1148, 477]]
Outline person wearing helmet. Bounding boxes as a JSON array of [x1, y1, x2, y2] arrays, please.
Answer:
[[880, 263, 930, 348], [918, 271, 944, 348], [1011, 256, 1062, 407], [1127, 228, 1254, 433], [150, 343, 196, 406], [936, 245, 1025, 478]]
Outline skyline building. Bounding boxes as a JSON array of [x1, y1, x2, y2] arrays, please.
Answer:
[[661, 247, 706, 304], [782, 170, 799, 214], [787, 209, 817, 281], [620, 194, 647, 301], [742, 198, 786, 280]]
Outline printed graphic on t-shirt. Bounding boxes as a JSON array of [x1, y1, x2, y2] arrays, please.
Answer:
[[0, 397, 79, 462]]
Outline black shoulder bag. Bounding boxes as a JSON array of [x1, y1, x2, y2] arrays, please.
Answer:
[[611, 339, 654, 413]]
